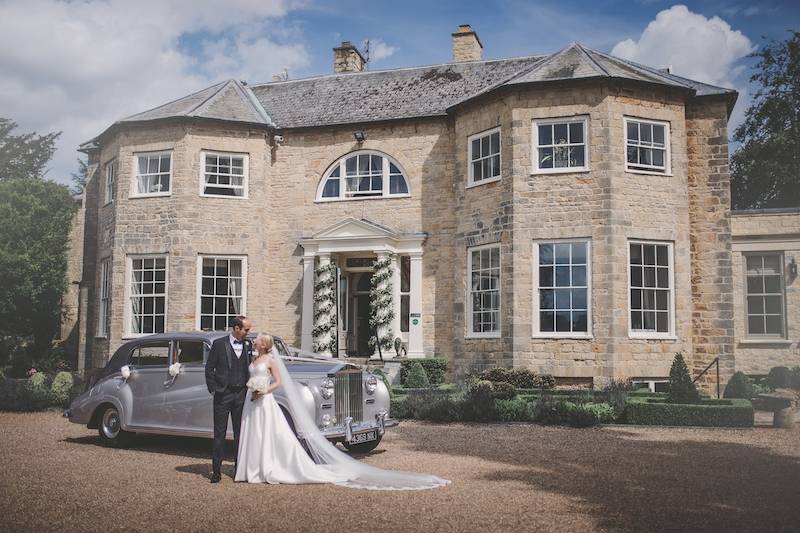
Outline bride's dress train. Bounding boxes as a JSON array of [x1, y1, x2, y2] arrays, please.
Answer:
[[234, 362, 347, 484], [234, 354, 449, 490]]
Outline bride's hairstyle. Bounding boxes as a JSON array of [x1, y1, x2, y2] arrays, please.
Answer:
[[256, 334, 273, 353]]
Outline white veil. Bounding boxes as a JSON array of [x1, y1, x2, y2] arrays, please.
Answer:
[[269, 348, 450, 490]]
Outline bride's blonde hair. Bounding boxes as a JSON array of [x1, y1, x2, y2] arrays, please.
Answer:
[[255, 334, 274, 354]]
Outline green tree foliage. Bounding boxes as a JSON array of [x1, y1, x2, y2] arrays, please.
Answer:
[[0, 177, 77, 370], [667, 352, 700, 404], [0, 118, 60, 180], [404, 361, 430, 388], [731, 32, 800, 209], [723, 371, 754, 399]]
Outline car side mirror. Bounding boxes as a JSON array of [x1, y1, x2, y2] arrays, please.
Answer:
[[120, 365, 135, 380]]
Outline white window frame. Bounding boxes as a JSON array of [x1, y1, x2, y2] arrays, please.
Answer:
[[131, 150, 173, 198], [623, 117, 671, 175], [628, 240, 675, 339], [743, 252, 786, 339], [97, 258, 111, 338], [531, 116, 590, 174], [467, 127, 502, 188], [123, 254, 168, 339], [466, 243, 501, 339], [532, 239, 592, 338], [104, 159, 117, 205], [195, 255, 248, 332], [199, 150, 249, 199], [316, 150, 411, 202]]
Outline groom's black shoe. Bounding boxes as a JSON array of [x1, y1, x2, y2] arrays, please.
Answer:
[[210, 472, 221, 484]]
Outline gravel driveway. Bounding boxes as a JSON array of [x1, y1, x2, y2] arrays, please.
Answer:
[[1, 412, 798, 532]]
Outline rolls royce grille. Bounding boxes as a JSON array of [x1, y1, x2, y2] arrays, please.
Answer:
[[334, 368, 363, 423]]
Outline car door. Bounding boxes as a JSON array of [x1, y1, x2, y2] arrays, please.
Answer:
[[162, 339, 213, 434], [127, 341, 170, 428]]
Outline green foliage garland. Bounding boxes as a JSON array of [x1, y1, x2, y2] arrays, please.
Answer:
[[311, 262, 337, 354], [368, 256, 394, 352]]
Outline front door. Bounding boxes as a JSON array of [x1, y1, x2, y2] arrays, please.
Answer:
[[354, 293, 372, 355]]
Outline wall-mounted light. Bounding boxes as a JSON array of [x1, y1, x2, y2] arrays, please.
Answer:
[[789, 256, 798, 278], [353, 130, 366, 144], [273, 134, 284, 145]]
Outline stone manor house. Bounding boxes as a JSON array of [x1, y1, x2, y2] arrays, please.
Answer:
[[62, 25, 799, 389]]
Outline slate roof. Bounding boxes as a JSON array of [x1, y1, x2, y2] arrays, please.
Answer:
[[81, 43, 736, 148]]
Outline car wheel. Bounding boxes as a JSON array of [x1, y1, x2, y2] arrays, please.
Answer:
[[343, 435, 382, 454], [97, 405, 131, 448]]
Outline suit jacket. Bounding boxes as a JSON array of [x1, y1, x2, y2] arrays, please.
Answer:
[[205, 335, 253, 394]]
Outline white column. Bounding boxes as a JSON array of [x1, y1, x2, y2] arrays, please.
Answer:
[[315, 253, 333, 356], [390, 254, 401, 355], [374, 252, 390, 359], [408, 252, 423, 358], [300, 255, 315, 351]]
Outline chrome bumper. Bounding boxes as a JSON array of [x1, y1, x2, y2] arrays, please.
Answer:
[[319, 413, 399, 441]]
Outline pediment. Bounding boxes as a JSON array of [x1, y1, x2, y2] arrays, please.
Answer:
[[311, 218, 397, 240]]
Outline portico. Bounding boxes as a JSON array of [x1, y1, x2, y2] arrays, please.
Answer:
[[298, 218, 426, 358]]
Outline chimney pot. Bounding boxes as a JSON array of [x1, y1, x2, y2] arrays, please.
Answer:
[[452, 24, 483, 62], [333, 41, 366, 73]]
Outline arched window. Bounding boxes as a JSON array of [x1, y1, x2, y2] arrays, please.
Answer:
[[317, 151, 410, 201]]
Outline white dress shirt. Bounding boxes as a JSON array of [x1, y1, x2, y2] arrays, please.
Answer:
[[229, 334, 244, 358]]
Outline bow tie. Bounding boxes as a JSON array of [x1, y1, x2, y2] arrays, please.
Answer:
[[233, 340, 243, 345]]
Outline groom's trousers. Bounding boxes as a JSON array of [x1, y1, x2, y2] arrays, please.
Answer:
[[212, 386, 247, 475]]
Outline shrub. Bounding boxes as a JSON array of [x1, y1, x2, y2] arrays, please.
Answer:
[[752, 382, 772, 396], [0, 378, 54, 411], [463, 380, 497, 422], [568, 404, 601, 427], [28, 371, 48, 392], [508, 368, 538, 389], [625, 397, 754, 427], [480, 367, 512, 384], [50, 371, 75, 406], [766, 366, 792, 389], [534, 374, 555, 390], [582, 402, 616, 423], [791, 367, 800, 389], [491, 381, 517, 401], [724, 371, 754, 399], [533, 396, 574, 425], [390, 396, 411, 419], [399, 358, 447, 386], [667, 352, 700, 404], [496, 397, 536, 422], [403, 361, 430, 388]]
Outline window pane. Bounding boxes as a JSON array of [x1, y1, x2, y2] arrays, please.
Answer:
[[554, 146, 569, 168], [540, 289, 554, 309], [473, 161, 483, 181], [540, 312, 554, 332], [656, 267, 669, 288], [572, 288, 587, 309], [656, 312, 668, 332], [747, 295, 764, 314], [571, 243, 586, 264], [322, 179, 340, 198], [631, 289, 642, 310], [554, 123, 568, 144], [627, 122, 638, 142], [540, 266, 554, 287], [644, 267, 656, 287], [653, 125, 665, 145], [748, 315, 764, 334], [764, 276, 781, 293], [762, 255, 781, 274], [745, 255, 761, 273], [555, 289, 570, 309], [643, 311, 656, 330], [555, 244, 570, 264], [656, 291, 668, 311], [570, 146, 585, 167], [652, 149, 664, 168], [555, 311, 571, 332], [626, 146, 639, 165], [569, 122, 583, 144], [746, 276, 763, 294], [765, 315, 782, 335], [572, 311, 587, 332], [539, 147, 554, 168], [538, 125, 552, 146], [641, 124, 652, 143], [471, 139, 481, 160], [481, 136, 490, 156], [631, 266, 643, 287], [555, 266, 570, 286], [401, 295, 409, 332], [764, 295, 782, 314], [490, 132, 500, 155], [539, 244, 554, 265], [572, 266, 586, 286], [630, 244, 642, 264], [631, 311, 642, 330]]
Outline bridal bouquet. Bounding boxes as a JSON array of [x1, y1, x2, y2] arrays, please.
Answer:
[[246, 376, 270, 401]]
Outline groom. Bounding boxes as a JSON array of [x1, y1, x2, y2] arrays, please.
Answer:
[[205, 315, 253, 483]]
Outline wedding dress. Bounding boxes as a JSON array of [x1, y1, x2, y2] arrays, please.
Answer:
[[234, 353, 449, 490]]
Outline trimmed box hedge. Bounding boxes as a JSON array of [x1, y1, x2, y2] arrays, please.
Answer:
[[399, 358, 448, 386], [625, 396, 754, 427]]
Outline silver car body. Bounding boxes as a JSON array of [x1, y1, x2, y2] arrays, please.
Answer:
[[67, 332, 397, 443]]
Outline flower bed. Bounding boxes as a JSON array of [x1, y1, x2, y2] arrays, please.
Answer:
[[624, 396, 754, 427]]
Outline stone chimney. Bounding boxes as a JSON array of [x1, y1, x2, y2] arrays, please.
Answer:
[[452, 24, 482, 62], [333, 41, 366, 73]]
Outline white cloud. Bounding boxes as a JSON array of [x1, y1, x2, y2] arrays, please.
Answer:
[[0, 0, 310, 183], [363, 38, 398, 63], [611, 5, 753, 135]]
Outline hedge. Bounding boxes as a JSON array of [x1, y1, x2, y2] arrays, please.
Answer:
[[624, 396, 754, 427], [399, 358, 448, 385]]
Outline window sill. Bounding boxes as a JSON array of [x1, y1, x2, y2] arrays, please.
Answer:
[[466, 176, 501, 189], [465, 333, 502, 340], [201, 193, 249, 200], [629, 333, 677, 341], [315, 194, 411, 204], [102, 201, 113, 207], [738, 339, 793, 346], [624, 168, 673, 177], [532, 333, 593, 340], [530, 167, 591, 176], [94, 335, 108, 340], [129, 192, 172, 199]]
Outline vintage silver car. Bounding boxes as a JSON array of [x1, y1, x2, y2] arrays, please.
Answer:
[[67, 332, 397, 453]]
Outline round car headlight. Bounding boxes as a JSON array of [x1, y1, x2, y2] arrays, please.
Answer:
[[366, 375, 378, 394], [320, 378, 334, 399], [321, 414, 332, 427]]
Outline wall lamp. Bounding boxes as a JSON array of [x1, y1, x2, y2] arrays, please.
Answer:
[[353, 130, 366, 144], [789, 256, 798, 278]]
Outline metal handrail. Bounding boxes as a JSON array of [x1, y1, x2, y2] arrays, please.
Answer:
[[692, 356, 720, 398]]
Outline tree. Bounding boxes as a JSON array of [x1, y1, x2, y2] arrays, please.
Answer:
[[667, 352, 700, 404], [71, 157, 88, 193], [0, 178, 77, 371], [731, 32, 800, 209], [0, 118, 60, 181]]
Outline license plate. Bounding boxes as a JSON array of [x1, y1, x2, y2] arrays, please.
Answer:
[[349, 430, 377, 444]]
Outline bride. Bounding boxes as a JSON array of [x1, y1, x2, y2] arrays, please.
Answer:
[[234, 334, 449, 490]]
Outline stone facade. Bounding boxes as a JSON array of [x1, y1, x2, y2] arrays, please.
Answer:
[[67, 36, 798, 390]]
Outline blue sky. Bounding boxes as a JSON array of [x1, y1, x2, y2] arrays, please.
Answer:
[[0, 0, 797, 184]]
